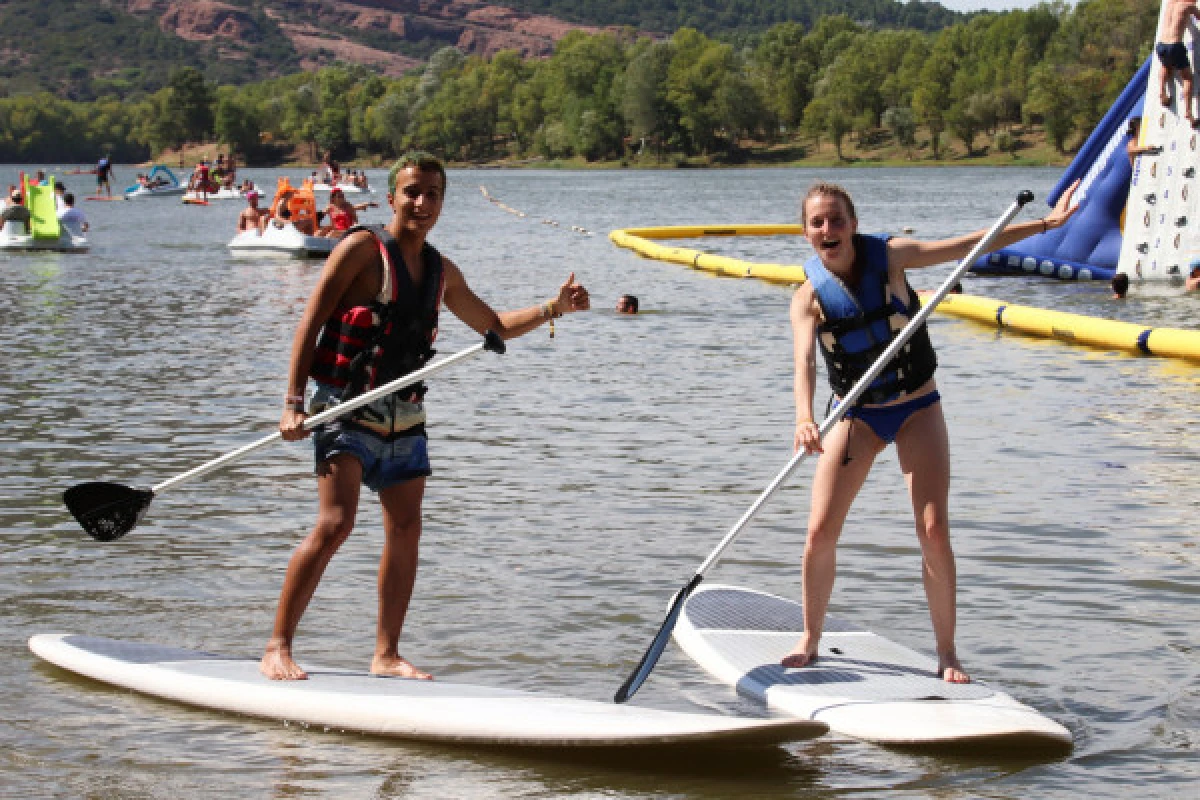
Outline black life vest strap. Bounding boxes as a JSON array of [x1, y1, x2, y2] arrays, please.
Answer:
[[336, 226, 443, 401]]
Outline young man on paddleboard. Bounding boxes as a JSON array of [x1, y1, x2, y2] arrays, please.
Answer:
[[263, 151, 590, 681], [785, 181, 1078, 683]]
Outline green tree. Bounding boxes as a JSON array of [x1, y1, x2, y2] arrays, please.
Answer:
[[882, 106, 917, 158], [168, 67, 214, 143]]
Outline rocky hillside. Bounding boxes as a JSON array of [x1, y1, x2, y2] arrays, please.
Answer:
[[124, 0, 605, 76], [1, 0, 962, 101]]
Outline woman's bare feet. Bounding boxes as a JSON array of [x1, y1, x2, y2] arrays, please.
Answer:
[[780, 632, 819, 668], [938, 653, 970, 684], [371, 655, 433, 680], [261, 640, 307, 680]]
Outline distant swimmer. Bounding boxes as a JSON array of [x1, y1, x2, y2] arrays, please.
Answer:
[[1111, 272, 1130, 299], [1157, 0, 1200, 125], [615, 294, 639, 314], [95, 156, 115, 197], [1186, 262, 1200, 291], [260, 151, 591, 682], [783, 180, 1079, 683]]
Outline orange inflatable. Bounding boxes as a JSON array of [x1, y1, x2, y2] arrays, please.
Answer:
[[269, 177, 318, 232]]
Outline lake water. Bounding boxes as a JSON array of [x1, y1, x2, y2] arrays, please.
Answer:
[[1, 166, 1197, 798]]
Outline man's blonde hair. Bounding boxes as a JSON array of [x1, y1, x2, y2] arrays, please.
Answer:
[[801, 182, 857, 223]]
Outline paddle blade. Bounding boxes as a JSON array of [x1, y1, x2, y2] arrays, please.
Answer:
[[614, 574, 704, 703], [63, 482, 154, 542]]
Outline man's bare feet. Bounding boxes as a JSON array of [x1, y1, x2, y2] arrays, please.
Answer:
[[261, 641, 307, 680], [371, 655, 433, 680], [938, 654, 970, 684], [780, 632, 819, 668]]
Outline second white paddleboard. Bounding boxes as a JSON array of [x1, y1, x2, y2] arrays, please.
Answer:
[[673, 584, 1072, 751]]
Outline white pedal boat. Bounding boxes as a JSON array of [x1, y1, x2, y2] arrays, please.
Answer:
[[312, 182, 370, 194], [0, 220, 88, 253], [126, 184, 186, 198], [184, 188, 244, 202], [227, 222, 334, 257], [125, 165, 186, 198]]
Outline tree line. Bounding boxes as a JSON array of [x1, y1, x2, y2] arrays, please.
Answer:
[[0, 0, 1160, 166]]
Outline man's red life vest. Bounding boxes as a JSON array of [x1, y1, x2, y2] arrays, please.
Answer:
[[309, 226, 446, 403]]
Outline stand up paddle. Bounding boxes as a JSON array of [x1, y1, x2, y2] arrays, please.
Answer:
[[614, 191, 1035, 703], [65, 331, 507, 542]]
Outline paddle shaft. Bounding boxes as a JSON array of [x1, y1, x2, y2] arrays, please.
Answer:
[[693, 190, 1032, 576], [152, 339, 494, 494]]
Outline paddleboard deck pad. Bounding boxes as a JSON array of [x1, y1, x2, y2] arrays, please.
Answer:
[[673, 585, 1072, 750], [29, 633, 825, 748]]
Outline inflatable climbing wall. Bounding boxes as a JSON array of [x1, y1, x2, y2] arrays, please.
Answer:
[[1116, 5, 1200, 282]]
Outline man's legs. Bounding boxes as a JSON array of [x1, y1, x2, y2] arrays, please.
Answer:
[[372, 477, 431, 679], [894, 402, 968, 683], [1160, 61, 1174, 107], [783, 418, 881, 667], [261, 454, 363, 680]]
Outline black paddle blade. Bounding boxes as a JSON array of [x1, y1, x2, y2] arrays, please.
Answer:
[[614, 574, 704, 703], [63, 482, 155, 542], [483, 329, 506, 355]]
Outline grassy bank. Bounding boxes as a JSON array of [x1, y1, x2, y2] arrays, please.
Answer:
[[152, 125, 1074, 171]]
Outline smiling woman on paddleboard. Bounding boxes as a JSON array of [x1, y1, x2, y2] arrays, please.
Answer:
[[786, 180, 1080, 683]]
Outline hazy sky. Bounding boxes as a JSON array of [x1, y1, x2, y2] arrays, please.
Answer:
[[937, 0, 1073, 11]]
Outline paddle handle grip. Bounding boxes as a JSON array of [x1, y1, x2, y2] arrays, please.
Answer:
[[152, 332, 505, 494], [694, 191, 1033, 577]]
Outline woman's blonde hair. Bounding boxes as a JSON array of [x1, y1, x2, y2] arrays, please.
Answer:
[[801, 182, 857, 223]]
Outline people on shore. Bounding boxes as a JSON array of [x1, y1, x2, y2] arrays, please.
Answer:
[[259, 151, 591, 681], [57, 192, 89, 238], [1157, 0, 1200, 125], [783, 180, 1079, 684]]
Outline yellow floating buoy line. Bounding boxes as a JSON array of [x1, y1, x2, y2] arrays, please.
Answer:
[[609, 224, 1200, 364], [933, 292, 1200, 364], [479, 186, 592, 236], [609, 224, 808, 285]]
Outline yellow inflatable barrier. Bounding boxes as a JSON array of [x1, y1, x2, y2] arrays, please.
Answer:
[[934, 293, 1200, 363], [610, 224, 1200, 364], [609, 225, 807, 285]]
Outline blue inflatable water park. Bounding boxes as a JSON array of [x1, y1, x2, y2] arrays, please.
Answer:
[[972, 58, 1151, 282]]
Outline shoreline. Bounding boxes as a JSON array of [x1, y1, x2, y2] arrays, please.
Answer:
[[141, 127, 1074, 171]]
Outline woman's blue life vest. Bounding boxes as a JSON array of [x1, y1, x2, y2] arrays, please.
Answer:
[[803, 233, 937, 406], [309, 225, 446, 406]]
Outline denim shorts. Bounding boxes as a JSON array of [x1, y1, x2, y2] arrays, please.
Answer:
[[307, 381, 429, 491], [313, 423, 431, 491]]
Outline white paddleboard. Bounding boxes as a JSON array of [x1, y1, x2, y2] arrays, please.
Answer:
[[29, 633, 826, 748], [673, 585, 1073, 751]]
